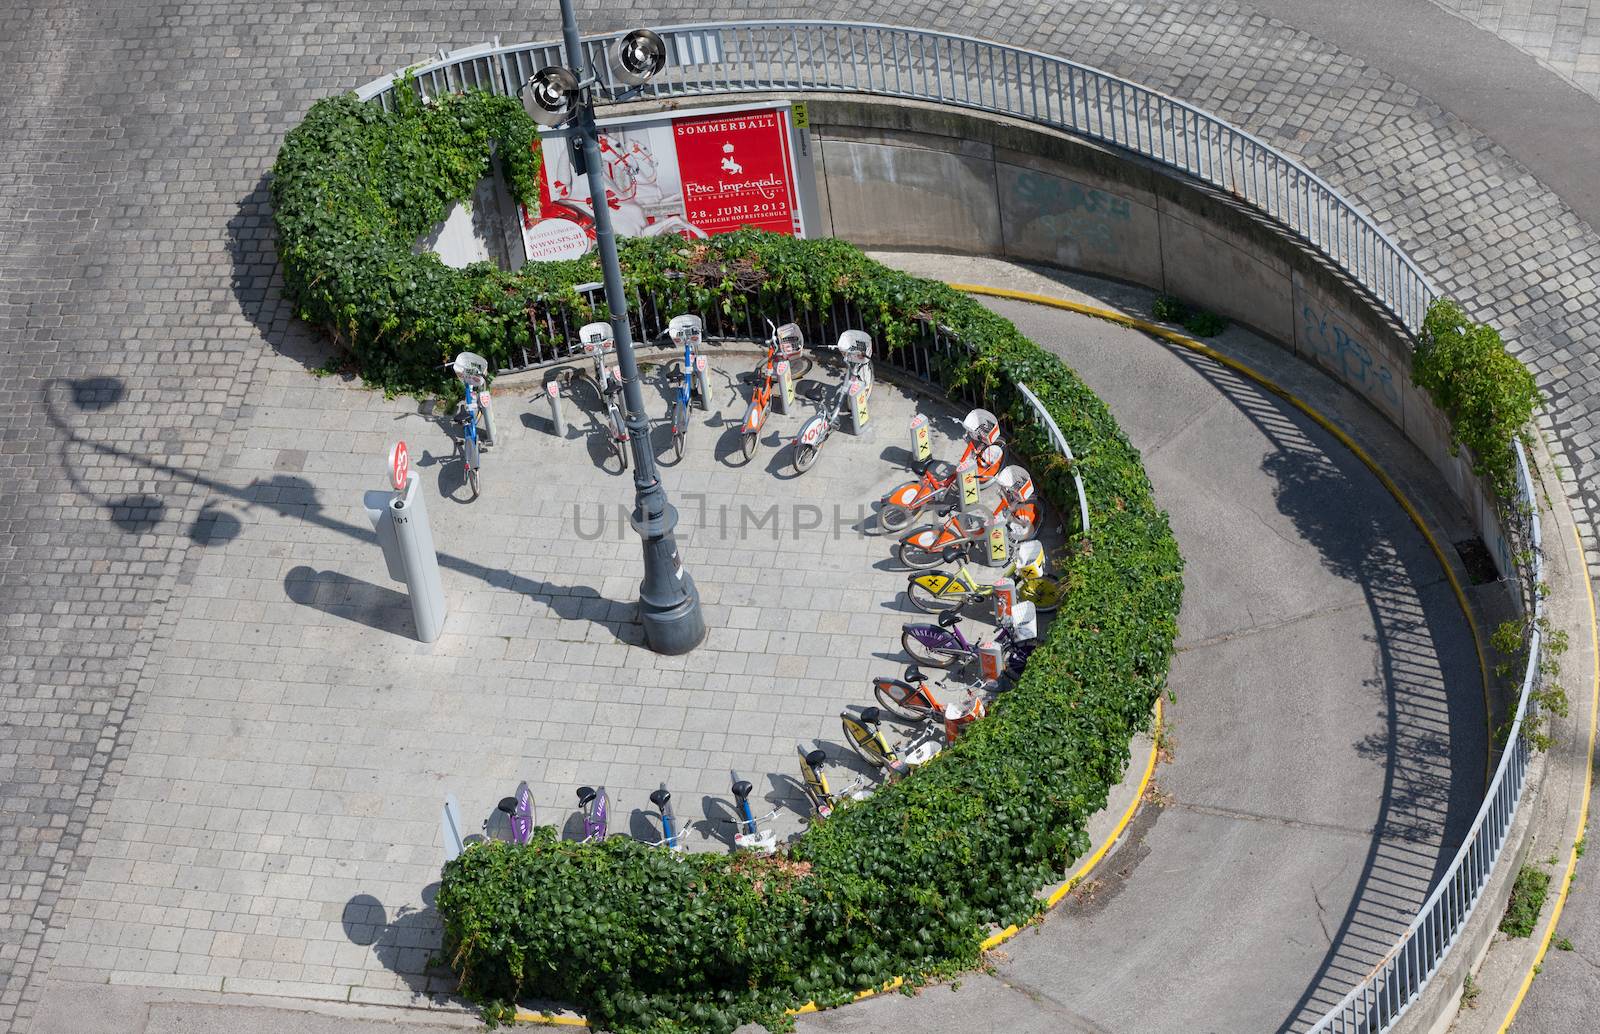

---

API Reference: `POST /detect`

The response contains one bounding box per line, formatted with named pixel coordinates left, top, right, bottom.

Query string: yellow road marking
left=1494, top=521, right=1599, bottom=1032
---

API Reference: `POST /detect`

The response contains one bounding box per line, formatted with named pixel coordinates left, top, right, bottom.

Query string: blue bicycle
left=446, top=351, right=494, bottom=501
left=666, top=314, right=706, bottom=463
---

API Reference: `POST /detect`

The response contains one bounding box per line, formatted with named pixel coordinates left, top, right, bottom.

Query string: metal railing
left=1307, top=441, right=1542, bottom=1032
left=355, top=24, right=1544, bottom=1031
left=1016, top=382, right=1091, bottom=536
left=355, top=21, right=1436, bottom=336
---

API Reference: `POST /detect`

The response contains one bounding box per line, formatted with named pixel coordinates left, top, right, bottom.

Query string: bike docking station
left=363, top=441, right=448, bottom=643
left=956, top=457, right=981, bottom=512
left=909, top=413, right=933, bottom=464
left=773, top=357, right=795, bottom=415
left=543, top=378, right=565, bottom=438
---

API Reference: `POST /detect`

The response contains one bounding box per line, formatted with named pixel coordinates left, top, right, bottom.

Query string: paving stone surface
left=1429, top=0, right=1600, bottom=98
left=1, top=1, right=1597, bottom=1032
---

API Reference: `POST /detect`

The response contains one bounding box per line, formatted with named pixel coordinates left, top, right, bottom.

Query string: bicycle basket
left=1007, top=601, right=1038, bottom=641
left=836, top=329, right=872, bottom=363
left=962, top=408, right=1001, bottom=445
left=1014, top=539, right=1045, bottom=576
left=775, top=322, right=804, bottom=359
left=995, top=464, right=1035, bottom=502
left=579, top=321, right=615, bottom=354
left=668, top=313, right=703, bottom=347
left=452, top=351, right=490, bottom=384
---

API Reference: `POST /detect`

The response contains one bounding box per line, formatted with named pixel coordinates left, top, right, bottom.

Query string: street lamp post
left=523, top=5, right=706, bottom=655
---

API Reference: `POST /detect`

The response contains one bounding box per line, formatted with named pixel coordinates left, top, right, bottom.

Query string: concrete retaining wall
left=799, top=96, right=1509, bottom=580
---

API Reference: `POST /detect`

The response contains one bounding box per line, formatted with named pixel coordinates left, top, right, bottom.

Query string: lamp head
left=610, top=29, right=667, bottom=85
left=521, top=66, right=580, bottom=127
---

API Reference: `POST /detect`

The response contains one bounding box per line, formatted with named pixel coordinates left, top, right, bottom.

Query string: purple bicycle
left=490, top=781, right=536, bottom=845
left=899, top=602, right=1039, bottom=676
left=575, top=785, right=609, bottom=843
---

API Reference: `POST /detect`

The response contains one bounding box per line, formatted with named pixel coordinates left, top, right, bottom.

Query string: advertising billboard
left=519, top=101, right=814, bottom=263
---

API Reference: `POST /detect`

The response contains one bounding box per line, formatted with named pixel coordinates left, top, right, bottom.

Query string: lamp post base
left=632, top=502, right=706, bottom=655
left=640, top=580, right=706, bottom=655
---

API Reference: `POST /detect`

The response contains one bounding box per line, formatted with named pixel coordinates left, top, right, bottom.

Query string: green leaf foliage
left=274, top=91, right=1184, bottom=1034
left=1413, top=299, right=1541, bottom=497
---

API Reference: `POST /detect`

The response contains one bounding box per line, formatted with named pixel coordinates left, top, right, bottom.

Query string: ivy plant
left=1412, top=298, right=1541, bottom=497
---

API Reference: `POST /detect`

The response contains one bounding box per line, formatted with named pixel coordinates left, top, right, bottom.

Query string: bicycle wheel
left=740, top=429, right=758, bottom=462
left=874, top=678, right=935, bottom=722
left=1018, top=576, right=1064, bottom=613
left=617, top=436, right=630, bottom=471
left=794, top=442, right=819, bottom=473
left=878, top=502, right=913, bottom=533
left=788, top=354, right=814, bottom=379
left=671, top=399, right=687, bottom=463
left=906, top=576, right=966, bottom=615
left=900, top=628, right=966, bottom=669
left=896, top=534, right=945, bottom=571
left=466, top=463, right=481, bottom=501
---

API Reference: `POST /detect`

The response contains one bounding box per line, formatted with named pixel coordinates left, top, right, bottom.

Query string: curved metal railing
left=353, top=23, right=1543, bottom=1032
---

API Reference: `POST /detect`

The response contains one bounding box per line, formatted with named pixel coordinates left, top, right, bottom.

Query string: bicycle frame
left=896, top=465, right=1040, bottom=563
left=730, top=777, right=778, bottom=853
left=880, top=409, right=1006, bottom=518
left=840, top=706, right=941, bottom=779
left=576, top=785, right=608, bottom=843
left=648, top=785, right=686, bottom=852
left=797, top=745, right=872, bottom=819
left=487, top=780, right=536, bottom=845
left=742, top=322, right=803, bottom=441
left=902, top=605, right=1038, bottom=677
left=793, top=332, right=872, bottom=473
left=907, top=539, right=1050, bottom=608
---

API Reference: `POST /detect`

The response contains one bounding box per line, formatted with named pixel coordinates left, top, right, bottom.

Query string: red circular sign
left=389, top=441, right=409, bottom=491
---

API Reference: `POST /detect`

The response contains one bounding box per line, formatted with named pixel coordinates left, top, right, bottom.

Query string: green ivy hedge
left=1413, top=298, right=1542, bottom=498
left=273, top=90, right=1183, bottom=1033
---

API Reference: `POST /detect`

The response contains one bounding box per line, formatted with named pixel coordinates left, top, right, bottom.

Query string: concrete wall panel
left=995, top=162, right=1162, bottom=284
left=820, top=138, right=1002, bottom=251
left=1158, top=207, right=1295, bottom=345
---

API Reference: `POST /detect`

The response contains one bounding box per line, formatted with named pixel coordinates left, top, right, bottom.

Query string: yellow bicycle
left=905, top=538, right=1064, bottom=615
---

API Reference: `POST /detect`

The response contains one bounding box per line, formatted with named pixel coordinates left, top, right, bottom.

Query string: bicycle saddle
left=804, top=748, right=827, bottom=768
left=859, top=705, right=882, bottom=725
left=904, top=666, right=926, bottom=683
left=451, top=401, right=472, bottom=425
left=576, top=786, right=597, bottom=806
left=648, top=788, right=671, bottom=809
left=937, top=610, right=961, bottom=629
left=496, top=796, right=518, bottom=815
left=731, top=779, right=753, bottom=800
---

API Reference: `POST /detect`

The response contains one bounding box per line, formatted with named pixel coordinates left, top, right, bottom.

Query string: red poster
left=673, top=109, right=799, bottom=236
left=521, top=103, right=805, bottom=262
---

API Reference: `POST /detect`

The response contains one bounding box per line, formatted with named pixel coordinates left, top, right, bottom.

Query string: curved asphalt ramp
left=792, top=290, right=1486, bottom=1033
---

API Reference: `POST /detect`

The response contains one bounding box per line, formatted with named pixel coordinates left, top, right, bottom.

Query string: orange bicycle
left=738, top=320, right=806, bottom=463
left=878, top=409, right=1007, bottom=532
left=895, top=464, right=1040, bottom=569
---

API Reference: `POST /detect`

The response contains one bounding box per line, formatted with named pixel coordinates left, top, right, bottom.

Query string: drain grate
left=1453, top=537, right=1501, bottom=585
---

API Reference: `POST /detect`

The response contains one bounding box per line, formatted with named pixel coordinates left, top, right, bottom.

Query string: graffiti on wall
left=1300, top=299, right=1402, bottom=417
left=1010, top=171, right=1133, bottom=257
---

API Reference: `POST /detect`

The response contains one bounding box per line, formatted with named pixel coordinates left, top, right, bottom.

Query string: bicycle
left=575, top=785, right=609, bottom=843
left=730, top=777, right=778, bottom=853
left=793, top=331, right=873, bottom=474
left=840, top=705, right=942, bottom=779
left=444, top=351, right=494, bottom=501
left=737, top=320, right=805, bottom=463
left=878, top=408, right=1007, bottom=532
left=900, top=601, right=1040, bottom=676
left=906, top=538, right=1064, bottom=615
left=578, top=322, right=630, bottom=472
left=665, top=314, right=707, bottom=463
left=796, top=744, right=872, bottom=819
left=895, top=464, right=1040, bottom=569
left=647, top=784, right=687, bottom=852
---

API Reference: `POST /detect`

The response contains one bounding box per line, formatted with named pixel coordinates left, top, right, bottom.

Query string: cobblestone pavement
left=2, top=1, right=1598, bottom=1032
left=1429, top=0, right=1600, bottom=98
